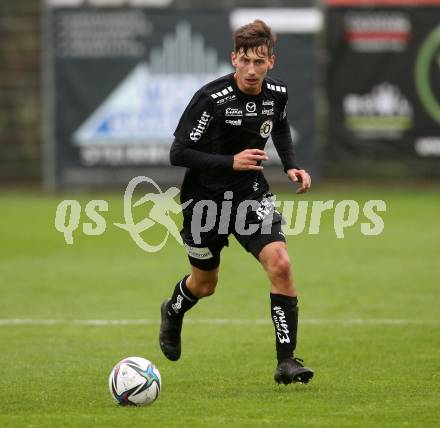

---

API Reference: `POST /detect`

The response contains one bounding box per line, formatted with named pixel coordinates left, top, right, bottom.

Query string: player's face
left=231, top=46, right=275, bottom=95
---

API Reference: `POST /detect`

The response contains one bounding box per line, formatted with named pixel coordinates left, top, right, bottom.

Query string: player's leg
left=235, top=217, right=313, bottom=384
left=163, top=265, right=219, bottom=321
left=258, top=239, right=314, bottom=384
left=159, top=237, right=225, bottom=361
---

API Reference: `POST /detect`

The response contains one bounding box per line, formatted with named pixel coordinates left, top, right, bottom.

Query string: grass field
left=0, top=185, right=439, bottom=427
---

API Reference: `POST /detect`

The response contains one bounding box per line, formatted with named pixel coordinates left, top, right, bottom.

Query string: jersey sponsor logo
left=256, top=193, right=275, bottom=221
left=262, top=108, right=274, bottom=116
left=184, top=243, right=213, bottom=260
left=225, top=119, right=242, bottom=126
left=262, top=100, right=274, bottom=106
left=216, top=94, right=236, bottom=105
left=225, top=108, right=243, bottom=117
left=189, top=111, right=212, bottom=141
left=246, top=102, right=257, bottom=113
left=245, top=102, right=257, bottom=116
left=260, top=120, right=273, bottom=138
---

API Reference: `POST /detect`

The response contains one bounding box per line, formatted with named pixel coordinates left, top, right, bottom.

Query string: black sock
left=167, top=275, right=198, bottom=320
left=270, top=293, right=298, bottom=363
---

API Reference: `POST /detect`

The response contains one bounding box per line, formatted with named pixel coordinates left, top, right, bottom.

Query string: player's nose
left=248, top=64, right=256, bottom=75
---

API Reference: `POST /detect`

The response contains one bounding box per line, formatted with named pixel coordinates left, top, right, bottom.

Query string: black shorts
left=181, top=193, right=286, bottom=271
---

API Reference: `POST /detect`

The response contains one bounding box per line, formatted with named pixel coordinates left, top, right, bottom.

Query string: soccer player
left=159, top=19, right=314, bottom=384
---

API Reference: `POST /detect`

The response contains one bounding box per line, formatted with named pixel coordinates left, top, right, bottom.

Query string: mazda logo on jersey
left=189, top=111, right=212, bottom=141
left=260, top=120, right=273, bottom=138
left=246, top=102, right=256, bottom=113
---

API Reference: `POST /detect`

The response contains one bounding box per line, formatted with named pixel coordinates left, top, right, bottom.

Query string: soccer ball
left=108, top=356, right=161, bottom=406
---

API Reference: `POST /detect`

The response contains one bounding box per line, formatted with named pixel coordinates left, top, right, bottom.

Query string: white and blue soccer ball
left=109, top=357, right=161, bottom=406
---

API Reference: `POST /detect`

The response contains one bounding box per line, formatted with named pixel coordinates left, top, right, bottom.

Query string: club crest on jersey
left=245, top=102, right=257, bottom=116
left=260, top=120, right=273, bottom=138
left=189, top=111, right=212, bottom=142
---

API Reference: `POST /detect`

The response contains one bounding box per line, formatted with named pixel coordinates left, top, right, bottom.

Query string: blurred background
left=2, top=0, right=440, bottom=188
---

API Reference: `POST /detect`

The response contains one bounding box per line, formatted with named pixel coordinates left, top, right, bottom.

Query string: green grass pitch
left=0, top=185, right=439, bottom=427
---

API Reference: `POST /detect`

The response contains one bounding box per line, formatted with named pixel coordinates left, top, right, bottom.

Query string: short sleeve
left=174, top=91, right=214, bottom=144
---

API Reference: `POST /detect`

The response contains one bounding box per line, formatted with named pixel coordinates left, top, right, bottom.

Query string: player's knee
left=194, top=276, right=218, bottom=298
left=267, top=253, right=291, bottom=282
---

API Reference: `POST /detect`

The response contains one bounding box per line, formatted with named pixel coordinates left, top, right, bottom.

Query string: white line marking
left=0, top=318, right=439, bottom=326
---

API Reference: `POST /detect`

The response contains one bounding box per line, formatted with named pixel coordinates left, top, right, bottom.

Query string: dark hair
left=233, top=19, right=276, bottom=57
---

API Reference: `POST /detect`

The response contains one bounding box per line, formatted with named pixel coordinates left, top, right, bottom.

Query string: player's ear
left=231, top=51, right=238, bottom=67
left=268, top=54, right=275, bottom=70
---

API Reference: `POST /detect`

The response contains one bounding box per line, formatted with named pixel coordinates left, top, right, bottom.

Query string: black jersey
left=171, top=73, right=299, bottom=203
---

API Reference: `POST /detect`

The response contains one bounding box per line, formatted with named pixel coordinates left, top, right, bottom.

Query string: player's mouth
left=245, top=78, right=259, bottom=85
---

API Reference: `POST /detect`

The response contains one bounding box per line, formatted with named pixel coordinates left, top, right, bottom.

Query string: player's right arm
left=170, top=91, right=232, bottom=170
left=170, top=91, right=267, bottom=171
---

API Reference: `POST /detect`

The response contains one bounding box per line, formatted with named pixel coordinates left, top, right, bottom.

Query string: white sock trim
left=179, top=277, right=197, bottom=303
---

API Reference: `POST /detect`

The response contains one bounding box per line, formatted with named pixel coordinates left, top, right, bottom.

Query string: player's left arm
left=286, top=167, right=311, bottom=194
left=271, top=97, right=311, bottom=194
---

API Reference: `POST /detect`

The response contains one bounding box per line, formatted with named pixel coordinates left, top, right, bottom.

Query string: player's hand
left=233, top=149, right=269, bottom=171
left=287, top=168, right=311, bottom=194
